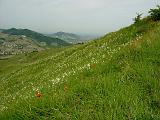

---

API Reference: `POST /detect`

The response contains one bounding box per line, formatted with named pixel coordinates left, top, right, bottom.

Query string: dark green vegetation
left=133, top=13, right=143, bottom=24
left=0, top=33, right=44, bottom=59
left=2, top=28, right=71, bottom=47
left=149, top=5, right=160, bottom=21
left=0, top=18, right=160, bottom=119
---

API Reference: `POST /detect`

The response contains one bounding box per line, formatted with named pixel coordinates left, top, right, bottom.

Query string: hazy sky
left=0, top=0, right=159, bottom=35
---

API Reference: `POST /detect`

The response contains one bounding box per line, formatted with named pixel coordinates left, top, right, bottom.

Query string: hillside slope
left=0, top=20, right=160, bottom=119
left=2, top=28, right=71, bottom=47
left=0, top=33, right=44, bottom=59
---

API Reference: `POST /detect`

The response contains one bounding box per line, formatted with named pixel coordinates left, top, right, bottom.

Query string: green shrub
left=149, top=5, right=160, bottom=21
left=134, top=13, right=143, bottom=24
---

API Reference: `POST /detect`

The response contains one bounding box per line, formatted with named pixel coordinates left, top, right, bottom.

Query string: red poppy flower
left=35, top=91, right=42, bottom=97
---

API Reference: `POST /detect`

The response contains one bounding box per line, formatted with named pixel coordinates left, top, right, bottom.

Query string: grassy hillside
left=2, top=28, right=71, bottom=47
left=0, top=47, right=70, bottom=76
left=0, top=20, right=160, bottom=119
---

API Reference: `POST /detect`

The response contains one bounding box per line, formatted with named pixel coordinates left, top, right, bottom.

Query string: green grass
left=0, top=20, right=160, bottom=120
left=0, top=47, right=70, bottom=77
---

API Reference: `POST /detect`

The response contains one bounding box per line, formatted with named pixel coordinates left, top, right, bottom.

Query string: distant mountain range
left=2, top=28, right=71, bottom=47
left=0, top=33, right=44, bottom=59
left=0, top=28, right=99, bottom=58
left=0, top=28, right=72, bottom=58
left=47, top=32, right=81, bottom=44
left=46, top=32, right=99, bottom=44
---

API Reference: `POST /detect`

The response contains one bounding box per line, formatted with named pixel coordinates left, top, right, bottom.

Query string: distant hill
left=47, top=32, right=99, bottom=44
left=47, top=32, right=81, bottom=44
left=0, top=29, right=5, bottom=32
left=2, top=28, right=71, bottom=47
left=0, top=33, right=44, bottom=59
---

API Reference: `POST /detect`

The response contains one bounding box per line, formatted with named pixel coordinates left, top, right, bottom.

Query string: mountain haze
left=48, top=32, right=81, bottom=44
left=47, top=32, right=99, bottom=44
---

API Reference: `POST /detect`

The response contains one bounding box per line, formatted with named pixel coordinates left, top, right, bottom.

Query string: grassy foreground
left=0, top=20, right=160, bottom=119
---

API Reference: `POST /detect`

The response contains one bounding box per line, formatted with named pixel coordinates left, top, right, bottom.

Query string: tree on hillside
left=149, top=5, right=160, bottom=21
left=133, top=13, right=143, bottom=24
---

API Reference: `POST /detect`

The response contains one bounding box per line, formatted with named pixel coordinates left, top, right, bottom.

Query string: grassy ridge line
left=1, top=21, right=160, bottom=119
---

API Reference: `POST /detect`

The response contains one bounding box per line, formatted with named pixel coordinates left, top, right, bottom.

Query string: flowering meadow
left=0, top=20, right=160, bottom=119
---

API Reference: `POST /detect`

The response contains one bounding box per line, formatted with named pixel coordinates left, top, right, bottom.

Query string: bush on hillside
left=133, top=13, right=143, bottom=24
left=149, top=5, right=160, bottom=21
